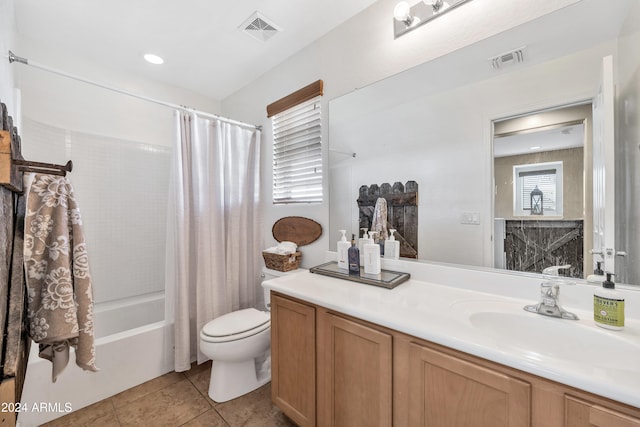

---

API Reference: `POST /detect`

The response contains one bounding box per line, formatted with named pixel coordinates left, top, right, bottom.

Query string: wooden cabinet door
left=566, top=396, right=640, bottom=427
left=408, top=343, right=531, bottom=427
left=317, top=312, right=393, bottom=427
left=271, top=293, right=316, bottom=427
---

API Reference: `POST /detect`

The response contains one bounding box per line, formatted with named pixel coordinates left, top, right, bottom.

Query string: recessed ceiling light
left=530, top=146, right=541, bottom=150
left=144, top=53, right=164, bottom=65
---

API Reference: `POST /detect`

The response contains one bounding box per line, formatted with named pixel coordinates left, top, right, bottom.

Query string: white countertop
left=263, top=266, right=640, bottom=409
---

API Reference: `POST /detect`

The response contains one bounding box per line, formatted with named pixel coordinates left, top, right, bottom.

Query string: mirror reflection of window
left=513, top=162, right=563, bottom=217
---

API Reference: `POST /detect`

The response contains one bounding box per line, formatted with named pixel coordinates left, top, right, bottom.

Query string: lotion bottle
left=594, top=273, right=625, bottom=331
left=337, top=229, right=349, bottom=270
left=384, top=229, right=400, bottom=260
left=363, top=231, right=381, bottom=275
left=348, top=234, right=360, bottom=275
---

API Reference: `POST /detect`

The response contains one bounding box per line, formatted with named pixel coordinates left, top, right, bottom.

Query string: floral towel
left=24, top=174, right=98, bottom=382
left=371, top=197, right=388, bottom=241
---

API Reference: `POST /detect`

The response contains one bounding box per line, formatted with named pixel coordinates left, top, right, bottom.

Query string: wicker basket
left=262, top=251, right=301, bottom=272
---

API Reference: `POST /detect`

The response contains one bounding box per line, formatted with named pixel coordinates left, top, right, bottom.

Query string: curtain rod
left=7, top=51, right=262, bottom=131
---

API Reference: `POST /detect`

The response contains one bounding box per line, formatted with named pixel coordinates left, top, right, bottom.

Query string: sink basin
left=452, top=299, right=640, bottom=371
left=469, top=311, right=639, bottom=364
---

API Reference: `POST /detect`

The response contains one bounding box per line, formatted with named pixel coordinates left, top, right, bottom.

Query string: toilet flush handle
left=260, top=273, right=269, bottom=310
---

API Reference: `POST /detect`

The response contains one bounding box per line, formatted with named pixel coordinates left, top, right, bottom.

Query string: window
left=270, top=82, right=323, bottom=204
left=513, top=161, right=563, bottom=216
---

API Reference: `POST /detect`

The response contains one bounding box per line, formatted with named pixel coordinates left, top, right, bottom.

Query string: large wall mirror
left=329, top=0, right=639, bottom=286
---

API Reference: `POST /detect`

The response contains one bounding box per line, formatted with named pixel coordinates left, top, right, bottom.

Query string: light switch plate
left=461, top=212, right=481, bottom=225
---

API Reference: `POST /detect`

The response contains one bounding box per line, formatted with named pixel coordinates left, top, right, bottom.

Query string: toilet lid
left=202, top=308, right=270, bottom=339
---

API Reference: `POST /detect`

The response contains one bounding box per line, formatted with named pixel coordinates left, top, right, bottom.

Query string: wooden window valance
left=266, top=80, right=323, bottom=118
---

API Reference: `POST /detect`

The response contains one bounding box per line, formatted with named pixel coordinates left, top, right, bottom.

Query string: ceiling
left=13, top=0, right=378, bottom=101
left=494, top=124, right=585, bottom=158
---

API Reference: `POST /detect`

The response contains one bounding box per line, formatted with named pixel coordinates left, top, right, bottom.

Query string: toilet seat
left=201, top=308, right=270, bottom=343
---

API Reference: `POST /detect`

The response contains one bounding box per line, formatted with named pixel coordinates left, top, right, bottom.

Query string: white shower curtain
left=166, top=111, right=263, bottom=372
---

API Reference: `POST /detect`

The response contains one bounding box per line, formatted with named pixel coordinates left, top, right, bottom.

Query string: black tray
left=309, top=261, right=410, bottom=289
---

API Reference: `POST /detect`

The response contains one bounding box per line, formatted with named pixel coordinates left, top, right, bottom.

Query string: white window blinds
left=513, top=161, right=563, bottom=216
left=272, top=96, right=322, bottom=204
left=519, top=169, right=558, bottom=211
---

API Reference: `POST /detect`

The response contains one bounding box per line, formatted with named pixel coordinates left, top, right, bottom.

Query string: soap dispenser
left=363, top=231, right=381, bottom=275
left=337, top=230, right=350, bottom=270
left=358, top=228, right=370, bottom=252
left=587, top=261, right=605, bottom=284
left=594, top=273, right=625, bottom=330
left=348, top=234, right=360, bottom=276
left=384, top=229, right=400, bottom=260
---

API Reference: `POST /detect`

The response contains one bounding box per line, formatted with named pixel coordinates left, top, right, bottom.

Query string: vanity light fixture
left=424, top=0, right=451, bottom=13
left=393, top=2, right=417, bottom=27
left=143, top=53, right=164, bottom=65
left=393, top=0, right=471, bottom=39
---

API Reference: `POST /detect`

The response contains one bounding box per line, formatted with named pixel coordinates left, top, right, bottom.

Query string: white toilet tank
left=261, top=267, right=304, bottom=310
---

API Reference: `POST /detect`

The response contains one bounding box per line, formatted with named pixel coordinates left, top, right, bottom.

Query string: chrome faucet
left=523, top=265, right=579, bottom=320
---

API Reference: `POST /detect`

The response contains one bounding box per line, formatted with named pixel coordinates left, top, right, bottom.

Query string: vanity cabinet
left=270, top=292, right=640, bottom=427
left=565, top=396, right=640, bottom=427
left=406, top=342, right=531, bottom=426
left=316, top=311, right=393, bottom=427
left=270, top=293, right=316, bottom=427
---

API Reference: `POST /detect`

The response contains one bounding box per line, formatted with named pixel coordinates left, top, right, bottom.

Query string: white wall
left=13, top=35, right=223, bottom=306
left=0, top=0, right=16, bottom=118
left=330, top=43, right=614, bottom=267
left=617, top=2, right=640, bottom=286
left=221, top=0, right=579, bottom=268
left=15, top=36, right=221, bottom=147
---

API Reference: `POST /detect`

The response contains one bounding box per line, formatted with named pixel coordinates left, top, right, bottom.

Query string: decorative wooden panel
left=0, top=97, right=24, bottom=193
left=0, top=182, right=13, bottom=375
left=0, top=101, right=31, bottom=427
left=357, top=181, right=418, bottom=258
left=504, top=220, right=584, bottom=278
left=272, top=216, right=323, bottom=246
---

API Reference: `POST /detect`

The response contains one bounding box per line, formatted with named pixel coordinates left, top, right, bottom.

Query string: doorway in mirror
left=493, top=103, right=592, bottom=279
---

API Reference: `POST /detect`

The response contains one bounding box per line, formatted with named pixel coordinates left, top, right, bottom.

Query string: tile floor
left=41, top=361, right=296, bottom=427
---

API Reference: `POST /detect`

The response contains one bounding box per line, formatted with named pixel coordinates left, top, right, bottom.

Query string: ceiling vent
left=240, top=11, right=281, bottom=43
left=490, top=46, right=526, bottom=70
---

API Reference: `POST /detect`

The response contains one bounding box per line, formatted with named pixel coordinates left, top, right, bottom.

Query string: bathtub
left=94, top=291, right=166, bottom=338
left=18, top=293, right=174, bottom=427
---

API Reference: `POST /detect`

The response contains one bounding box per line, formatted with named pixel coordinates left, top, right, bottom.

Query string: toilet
left=199, top=267, right=293, bottom=402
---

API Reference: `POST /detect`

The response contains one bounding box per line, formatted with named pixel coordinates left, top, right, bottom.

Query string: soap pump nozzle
left=339, top=229, right=347, bottom=242
left=603, top=272, right=615, bottom=289
left=594, top=261, right=604, bottom=275
left=389, top=229, right=396, bottom=241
